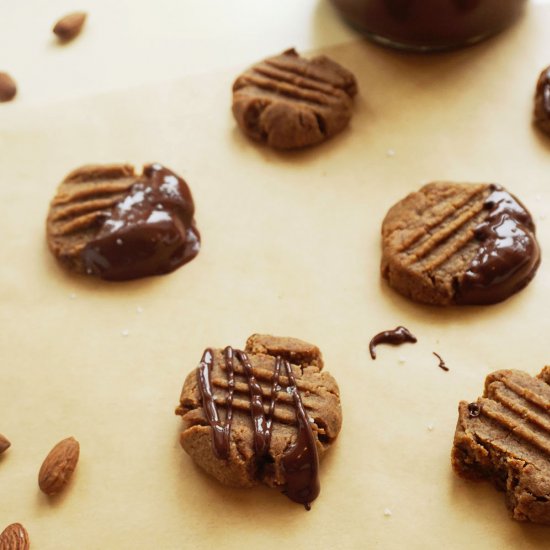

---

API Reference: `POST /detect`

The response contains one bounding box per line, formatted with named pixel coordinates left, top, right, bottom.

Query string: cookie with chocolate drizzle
left=175, top=334, right=342, bottom=509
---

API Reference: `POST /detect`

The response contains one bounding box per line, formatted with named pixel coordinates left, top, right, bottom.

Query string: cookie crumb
left=383, top=508, right=392, bottom=517
left=136, top=306, right=143, bottom=314
left=397, top=356, right=406, bottom=364
left=427, top=424, right=434, bottom=431
left=121, top=329, right=130, bottom=337
left=386, top=149, right=396, bottom=157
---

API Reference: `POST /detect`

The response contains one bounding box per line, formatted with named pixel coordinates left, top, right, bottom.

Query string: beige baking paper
left=2, top=6, right=550, bottom=549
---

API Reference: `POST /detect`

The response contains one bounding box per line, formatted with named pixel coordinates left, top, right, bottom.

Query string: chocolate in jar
left=330, top=0, right=526, bottom=51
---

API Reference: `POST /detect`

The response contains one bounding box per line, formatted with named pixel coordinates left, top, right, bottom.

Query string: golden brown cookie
left=452, top=367, right=550, bottom=525
left=381, top=182, right=540, bottom=306
left=232, top=48, right=357, bottom=150
left=175, top=334, right=342, bottom=509
left=46, top=163, right=200, bottom=281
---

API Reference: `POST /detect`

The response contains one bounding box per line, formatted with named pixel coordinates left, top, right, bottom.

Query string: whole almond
left=38, top=437, right=80, bottom=495
left=0, top=523, right=30, bottom=550
left=53, top=12, right=87, bottom=41
left=0, top=433, right=11, bottom=454
left=0, top=73, right=17, bottom=103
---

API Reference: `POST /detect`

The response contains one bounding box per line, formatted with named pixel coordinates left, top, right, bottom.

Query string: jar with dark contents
left=330, top=0, right=527, bottom=51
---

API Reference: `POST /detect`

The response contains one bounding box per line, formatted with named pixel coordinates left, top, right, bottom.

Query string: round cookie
left=175, top=334, right=342, bottom=508
left=232, top=48, right=357, bottom=150
left=381, top=182, right=541, bottom=306
left=46, top=163, right=200, bottom=281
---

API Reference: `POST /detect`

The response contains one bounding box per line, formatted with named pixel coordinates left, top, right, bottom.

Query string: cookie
left=534, top=65, right=550, bottom=135
left=452, top=367, right=550, bottom=525
left=46, top=163, right=200, bottom=281
left=381, top=182, right=540, bottom=306
left=175, top=334, right=342, bottom=509
left=232, top=48, right=357, bottom=150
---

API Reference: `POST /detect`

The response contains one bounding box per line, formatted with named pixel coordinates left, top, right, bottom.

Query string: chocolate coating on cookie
left=456, top=185, right=540, bottom=305
left=381, top=182, right=540, bottom=306
left=47, top=163, right=200, bottom=281
left=175, top=335, right=342, bottom=508
left=232, top=48, right=357, bottom=150
left=534, top=65, right=550, bottom=135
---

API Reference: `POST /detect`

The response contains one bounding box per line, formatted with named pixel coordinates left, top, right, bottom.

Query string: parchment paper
left=2, top=6, right=550, bottom=549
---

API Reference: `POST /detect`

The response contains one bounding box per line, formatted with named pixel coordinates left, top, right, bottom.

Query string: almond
left=0, top=523, right=30, bottom=550
left=53, top=12, right=87, bottom=41
left=0, top=73, right=17, bottom=103
left=38, top=437, right=80, bottom=495
left=0, top=434, right=10, bottom=454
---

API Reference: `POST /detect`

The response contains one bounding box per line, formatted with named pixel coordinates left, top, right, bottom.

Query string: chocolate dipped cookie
left=46, top=163, right=200, bottom=281
left=232, top=48, right=357, bottom=150
left=175, top=334, right=342, bottom=509
left=452, top=367, right=550, bottom=525
left=381, top=182, right=540, bottom=306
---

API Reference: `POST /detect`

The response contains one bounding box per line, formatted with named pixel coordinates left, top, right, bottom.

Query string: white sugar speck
left=383, top=508, right=392, bottom=517
left=397, top=356, right=406, bottom=364
left=86, top=268, right=93, bottom=275
left=69, top=292, right=77, bottom=300
left=116, top=238, right=123, bottom=246
left=136, top=306, right=143, bottom=314
left=427, top=424, right=434, bottom=432
left=386, top=148, right=396, bottom=157
left=121, top=329, right=130, bottom=337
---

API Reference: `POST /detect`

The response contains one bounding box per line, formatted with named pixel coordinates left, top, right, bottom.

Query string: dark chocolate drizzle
left=433, top=352, right=449, bottom=372
left=369, top=326, right=417, bottom=360
left=457, top=185, right=540, bottom=305
left=81, top=163, right=200, bottom=281
left=196, top=347, right=320, bottom=508
left=468, top=402, right=481, bottom=418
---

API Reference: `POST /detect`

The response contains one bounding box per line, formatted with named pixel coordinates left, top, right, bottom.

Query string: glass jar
left=330, top=0, right=527, bottom=52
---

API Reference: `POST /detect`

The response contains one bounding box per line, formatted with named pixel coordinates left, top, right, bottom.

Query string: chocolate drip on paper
left=369, top=326, right=417, bottom=359
left=196, top=347, right=320, bottom=508
left=433, top=352, right=449, bottom=372
left=457, top=185, right=540, bottom=305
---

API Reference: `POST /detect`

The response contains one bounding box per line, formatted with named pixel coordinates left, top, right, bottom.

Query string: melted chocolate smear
left=433, top=352, right=449, bottom=372
left=369, top=326, right=417, bottom=360
left=457, top=185, right=540, bottom=305
left=196, top=348, right=320, bottom=508
left=468, top=402, right=481, bottom=418
left=281, top=359, right=320, bottom=509
left=82, top=163, right=200, bottom=281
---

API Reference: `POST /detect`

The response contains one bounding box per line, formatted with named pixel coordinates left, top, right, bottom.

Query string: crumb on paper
left=136, top=306, right=143, bottom=314
left=121, top=329, right=130, bottom=337
left=386, top=148, right=396, bottom=157
left=427, top=424, right=434, bottom=431
left=383, top=508, right=392, bottom=517
left=397, top=356, right=406, bottom=364
left=69, top=292, right=77, bottom=299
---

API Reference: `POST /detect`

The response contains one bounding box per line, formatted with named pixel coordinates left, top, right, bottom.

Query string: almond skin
left=53, top=12, right=87, bottom=41
left=0, top=523, right=30, bottom=550
left=38, top=437, right=80, bottom=495
left=0, top=434, right=11, bottom=454
left=0, top=73, right=17, bottom=103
